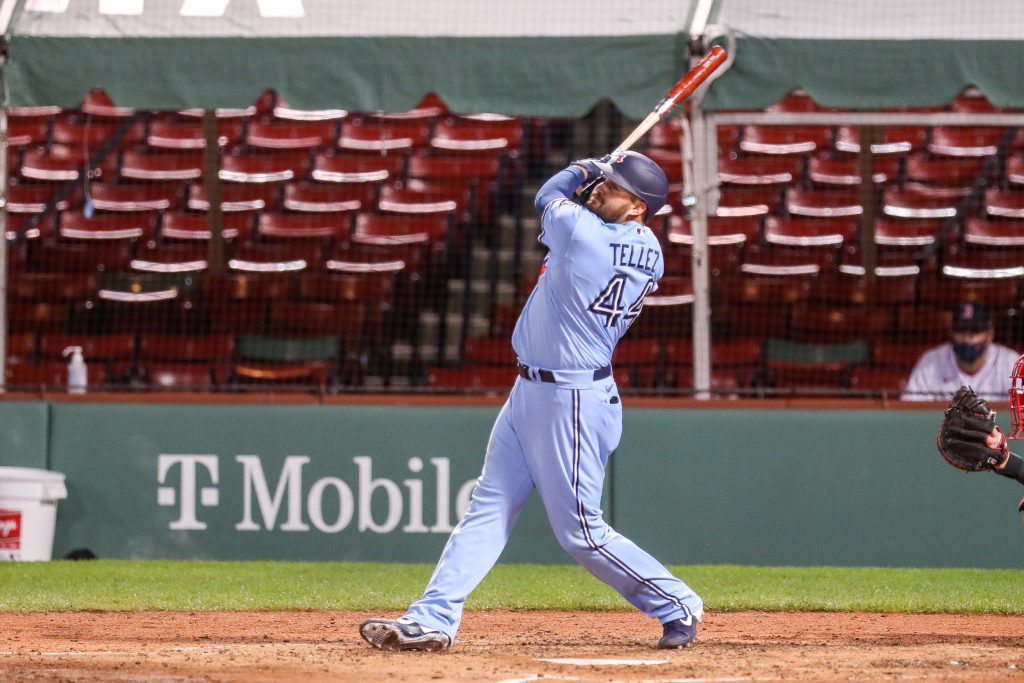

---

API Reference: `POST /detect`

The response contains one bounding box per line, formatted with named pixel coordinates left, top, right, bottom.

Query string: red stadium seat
left=229, top=241, right=321, bottom=273
left=338, top=119, right=432, bottom=154
left=646, top=148, right=684, bottom=184
left=7, top=184, right=72, bottom=216
left=272, top=101, right=348, bottom=123
left=763, top=216, right=857, bottom=250
left=161, top=211, right=254, bottom=242
left=927, top=127, right=1005, bottom=157
left=1006, top=155, right=1024, bottom=186
left=807, top=153, right=898, bottom=186
left=377, top=183, right=460, bottom=217
left=785, top=188, right=862, bottom=218
left=430, top=118, right=518, bottom=154
left=719, top=156, right=802, bottom=186
left=963, top=217, right=1024, bottom=248
left=282, top=181, right=367, bottom=213
left=835, top=126, right=927, bottom=154
left=187, top=182, right=279, bottom=212
left=219, top=151, right=311, bottom=184
left=8, top=118, right=49, bottom=148
left=31, top=239, right=134, bottom=273
left=788, top=303, right=894, bottom=343
left=86, top=182, right=184, bottom=212
left=147, top=118, right=244, bottom=150
left=882, top=187, right=960, bottom=219
left=872, top=217, right=942, bottom=249
left=714, top=186, right=782, bottom=217
left=130, top=242, right=209, bottom=274
left=51, top=118, right=143, bottom=150
left=848, top=367, right=908, bottom=395
left=257, top=211, right=354, bottom=243
left=984, top=188, right=1024, bottom=218
left=21, top=146, right=118, bottom=183
left=246, top=120, right=340, bottom=150
left=740, top=126, right=831, bottom=155
left=120, top=148, right=205, bottom=181
left=814, top=272, right=918, bottom=306
left=904, top=153, right=985, bottom=198
left=59, top=211, right=156, bottom=242
left=6, top=361, right=108, bottom=389
left=353, top=211, right=448, bottom=251
left=312, top=152, right=405, bottom=183
left=80, top=88, right=135, bottom=119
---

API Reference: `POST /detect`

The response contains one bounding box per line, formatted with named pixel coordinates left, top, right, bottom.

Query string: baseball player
left=360, top=151, right=703, bottom=652
left=937, top=354, right=1024, bottom=522
left=902, top=302, right=1018, bottom=402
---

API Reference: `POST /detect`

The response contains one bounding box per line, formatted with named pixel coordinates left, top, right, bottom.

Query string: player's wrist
left=569, top=162, right=590, bottom=180
left=995, top=452, right=1024, bottom=484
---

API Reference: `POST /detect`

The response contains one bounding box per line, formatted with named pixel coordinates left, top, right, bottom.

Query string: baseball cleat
left=359, top=617, right=451, bottom=652
left=657, top=617, right=697, bottom=649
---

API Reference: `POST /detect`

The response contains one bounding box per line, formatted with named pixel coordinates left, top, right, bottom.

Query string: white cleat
left=359, top=617, right=451, bottom=652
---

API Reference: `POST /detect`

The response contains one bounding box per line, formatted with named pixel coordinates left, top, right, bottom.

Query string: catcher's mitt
left=937, top=385, right=1010, bottom=472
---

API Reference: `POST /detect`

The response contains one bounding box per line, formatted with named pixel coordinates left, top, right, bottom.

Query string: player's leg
left=399, top=391, right=535, bottom=643
left=515, top=379, right=703, bottom=631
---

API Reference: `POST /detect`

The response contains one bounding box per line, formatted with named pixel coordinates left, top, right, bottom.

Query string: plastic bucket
left=0, top=466, right=68, bottom=561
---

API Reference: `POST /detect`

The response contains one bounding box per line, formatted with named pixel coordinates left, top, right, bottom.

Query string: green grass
left=1, top=561, right=1022, bottom=613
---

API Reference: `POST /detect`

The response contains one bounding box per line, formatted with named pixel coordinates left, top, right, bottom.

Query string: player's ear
left=630, top=199, right=648, bottom=223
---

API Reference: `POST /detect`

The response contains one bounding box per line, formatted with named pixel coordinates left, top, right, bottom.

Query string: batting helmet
left=593, top=151, right=669, bottom=219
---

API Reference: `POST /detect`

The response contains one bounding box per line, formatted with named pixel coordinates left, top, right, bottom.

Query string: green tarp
left=2, top=0, right=694, bottom=118
left=701, top=0, right=1024, bottom=111
left=7, top=1, right=1024, bottom=116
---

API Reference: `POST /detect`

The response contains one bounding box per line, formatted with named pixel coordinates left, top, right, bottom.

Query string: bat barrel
left=654, top=46, right=727, bottom=116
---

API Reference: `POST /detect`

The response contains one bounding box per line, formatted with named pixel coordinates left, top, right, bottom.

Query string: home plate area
left=2, top=610, right=1022, bottom=682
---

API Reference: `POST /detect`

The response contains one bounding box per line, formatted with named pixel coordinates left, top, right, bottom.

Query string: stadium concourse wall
left=1, top=393, right=1021, bottom=569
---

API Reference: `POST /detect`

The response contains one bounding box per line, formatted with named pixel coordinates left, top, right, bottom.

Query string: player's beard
left=585, top=192, right=632, bottom=224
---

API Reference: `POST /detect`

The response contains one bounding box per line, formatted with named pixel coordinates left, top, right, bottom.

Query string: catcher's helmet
left=593, top=151, right=669, bottom=219
left=1009, top=354, right=1024, bottom=439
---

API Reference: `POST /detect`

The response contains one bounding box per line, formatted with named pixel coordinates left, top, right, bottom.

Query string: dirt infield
left=2, top=610, right=1023, bottom=682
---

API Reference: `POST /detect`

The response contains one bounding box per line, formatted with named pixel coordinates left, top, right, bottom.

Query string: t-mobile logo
left=157, top=455, right=220, bottom=530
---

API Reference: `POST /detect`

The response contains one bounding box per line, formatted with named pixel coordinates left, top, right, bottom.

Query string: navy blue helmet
left=593, top=151, right=669, bottom=219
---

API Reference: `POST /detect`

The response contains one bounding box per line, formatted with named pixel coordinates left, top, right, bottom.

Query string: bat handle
left=614, top=112, right=661, bottom=155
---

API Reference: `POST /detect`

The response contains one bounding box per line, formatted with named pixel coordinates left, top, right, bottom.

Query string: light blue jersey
left=401, top=164, right=702, bottom=646
left=513, top=193, right=664, bottom=371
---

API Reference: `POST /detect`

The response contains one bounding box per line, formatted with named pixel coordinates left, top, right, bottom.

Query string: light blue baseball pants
left=405, top=375, right=703, bottom=642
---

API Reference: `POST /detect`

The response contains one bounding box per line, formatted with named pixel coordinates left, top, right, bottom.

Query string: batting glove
left=570, top=158, right=602, bottom=180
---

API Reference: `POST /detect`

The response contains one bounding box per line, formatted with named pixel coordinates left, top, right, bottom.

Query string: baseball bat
left=614, top=45, right=728, bottom=154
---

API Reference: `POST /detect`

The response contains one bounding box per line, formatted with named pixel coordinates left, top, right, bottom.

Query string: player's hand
left=937, top=385, right=1009, bottom=472
left=570, top=158, right=602, bottom=180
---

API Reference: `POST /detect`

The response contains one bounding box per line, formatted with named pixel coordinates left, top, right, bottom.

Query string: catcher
left=937, top=378, right=1024, bottom=519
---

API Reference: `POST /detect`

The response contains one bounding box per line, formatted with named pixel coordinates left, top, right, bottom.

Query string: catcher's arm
left=992, top=438, right=1024, bottom=485
left=938, top=386, right=1024, bottom=484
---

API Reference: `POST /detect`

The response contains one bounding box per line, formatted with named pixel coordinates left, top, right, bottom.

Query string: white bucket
left=0, top=466, right=68, bottom=561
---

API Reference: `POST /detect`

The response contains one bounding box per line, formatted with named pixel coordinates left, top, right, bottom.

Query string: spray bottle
left=63, top=346, right=87, bottom=394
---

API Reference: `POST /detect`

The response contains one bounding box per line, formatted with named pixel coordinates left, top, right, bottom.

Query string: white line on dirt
left=536, top=658, right=668, bottom=666
left=495, top=676, right=580, bottom=683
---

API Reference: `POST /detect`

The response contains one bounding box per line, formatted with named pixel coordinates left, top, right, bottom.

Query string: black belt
left=517, top=362, right=612, bottom=383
